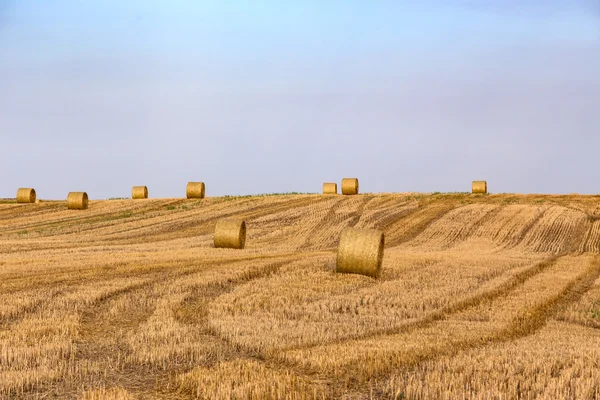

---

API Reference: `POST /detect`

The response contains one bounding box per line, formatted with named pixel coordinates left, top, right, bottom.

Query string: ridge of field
left=0, top=192, right=599, bottom=399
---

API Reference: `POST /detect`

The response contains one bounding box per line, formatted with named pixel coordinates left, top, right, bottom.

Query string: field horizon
left=1, top=192, right=599, bottom=399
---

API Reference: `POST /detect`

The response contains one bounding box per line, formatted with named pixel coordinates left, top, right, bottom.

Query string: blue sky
left=1, top=1, right=599, bottom=198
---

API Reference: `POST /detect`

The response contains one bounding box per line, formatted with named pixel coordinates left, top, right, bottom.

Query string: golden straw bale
left=214, top=219, right=246, bottom=249
left=472, top=180, right=488, bottom=194
left=16, top=188, right=36, bottom=203
left=336, top=227, right=384, bottom=278
left=322, top=182, right=337, bottom=194
left=67, top=192, right=88, bottom=210
left=186, top=182, right=206, bottom=199
left=132, top=186, right=148, bottom=199
left=341, top=178, right=359, bottom=195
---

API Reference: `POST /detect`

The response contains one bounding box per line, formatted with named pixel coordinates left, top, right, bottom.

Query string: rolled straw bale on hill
left=16, top=188, right=36, bottom=203
left=186, top=182, right=206, bottom=199
left=336, top=227, right=384, bottom=278
left=67, top=192, right=88, bottom=210
left=341, top=178, right=359, bottom=195
left=322, top=183, right=337, bottom=195
left=132, top=186, right=148, bottom=199
left=472, top=181, right=488, bottom=194
left=214, top=219, right=246, bottom=249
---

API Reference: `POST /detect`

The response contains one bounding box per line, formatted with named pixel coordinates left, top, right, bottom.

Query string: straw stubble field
left=1, top=193, right=600, bottom=399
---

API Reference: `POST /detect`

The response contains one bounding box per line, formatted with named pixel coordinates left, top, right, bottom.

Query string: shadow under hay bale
left=336, top=227, right=384, bottom=278
left=67, top=192, right=88, bottom=210
left=341, top=178, right=359, bottom=195
left=214, top=219, right=246, bottom=249
left=186, top=182, right=206, bottom=199
left=472, top=180, right=488, bottom=194
left=16, top=188, right=36, bottom=203
left=322, top=183, right=337, bottom=194
left=132, top=186, right=148, bottom=199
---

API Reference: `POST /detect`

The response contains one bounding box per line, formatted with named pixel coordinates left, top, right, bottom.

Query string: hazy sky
left=1, top=1, right=599, bottom=198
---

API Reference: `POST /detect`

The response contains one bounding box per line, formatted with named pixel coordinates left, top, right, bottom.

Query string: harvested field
left=0, top=192, right=599, bottom=399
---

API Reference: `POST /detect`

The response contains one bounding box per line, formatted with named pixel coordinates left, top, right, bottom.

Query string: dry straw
left=186, top=182, right=206, bottom=199
left=16, top=188, right=36, bottom=203
left=341, top=178, right=359, bottom=195
left=67, top=192, right=88, bottom=210
left=336, top=227, right=384, bottom=278
left=132, top=186, right=148, bottom=199
left=214, top=219, right=246, bottom=249
left=472, top=180, right=488, bottom=194
left=322, top=182, right=337, bottom=194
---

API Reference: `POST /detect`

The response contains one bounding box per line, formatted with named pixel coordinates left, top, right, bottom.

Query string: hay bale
left=67, top=192, right=88, bottom=210
left=214, top=219, right=246, bottom=249
left=186, top=182, right=206, bottom=199
left=472, top=181, right=488, bottom=194
left=341, top=178, right=359, bottom=195
left=132, top=186, right=148, bottom=199
left=336, top=227, right=384, bottom=278
left=16, top=188, right=36, bottom=203
left=322, top=183, right=337, bottom=195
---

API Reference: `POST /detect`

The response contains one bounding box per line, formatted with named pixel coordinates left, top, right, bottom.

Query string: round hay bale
left=336, top=227, right=384, bottom=278
left=322, top=182, right=337, bottom=195
left=214, top=219, right=246, bottom=249
left=186, top=182, right=206, bottom=199
left=16, top=188, right=36, bottom=203
left=472, top=181, right=487, bottom=194
left=341, top=178, right=359, bottom=195
left=132, top=186, right=148, bottom=199
left=67, top=192, right=88, bottom=210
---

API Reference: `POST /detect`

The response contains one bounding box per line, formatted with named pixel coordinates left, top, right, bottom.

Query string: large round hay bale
left=214, top=219, right=246, bottom=249
left=336, top=227, right=384, bottom=278
left=472, top=181, right=488, bottom=194
left=132, top=186, right=148, bottom=199
left=341, top=178, right=359, bottom=195
left=322, top=183, right=337, bottom=195
left=186, top=182, right=206, bottom=199
left=67, top=192, right=88, bottom=210
left=16, top=188, right=36, bottom=203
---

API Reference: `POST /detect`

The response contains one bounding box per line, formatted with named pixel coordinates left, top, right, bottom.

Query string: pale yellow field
left=0, top=193, right=599, bottom=399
